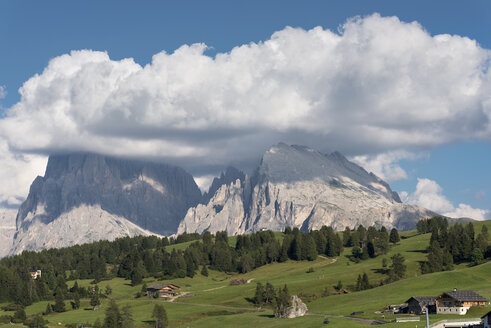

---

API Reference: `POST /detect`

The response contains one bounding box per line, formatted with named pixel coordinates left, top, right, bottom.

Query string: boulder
left=276, top=295, right=308, bottom=319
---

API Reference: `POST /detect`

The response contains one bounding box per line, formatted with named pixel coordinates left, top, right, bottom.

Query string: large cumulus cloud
left=1, top=14, right=491, bottom=205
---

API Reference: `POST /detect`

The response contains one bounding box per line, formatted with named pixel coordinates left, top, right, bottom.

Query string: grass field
left=1, top=221, right=490, bottom=327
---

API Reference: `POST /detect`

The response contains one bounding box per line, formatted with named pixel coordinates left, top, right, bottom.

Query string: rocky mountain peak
left=178, top=143, right=435, bottom=235
left=11, top=153, right=203, bottom=254
left=204, top=166, right=246, bottom=203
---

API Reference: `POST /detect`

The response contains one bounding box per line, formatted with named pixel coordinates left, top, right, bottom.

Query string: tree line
left=418, top=217, right=490, bottom=274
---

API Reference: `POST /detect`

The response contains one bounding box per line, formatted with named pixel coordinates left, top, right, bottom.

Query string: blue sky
left=0, top=0, right=490, bottom=218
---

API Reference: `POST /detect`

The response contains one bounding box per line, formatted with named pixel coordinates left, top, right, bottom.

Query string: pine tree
left=389, top=253, right=406, bottom=280
left=361, top=273, right=370, bottom=290
left=72, top=292, right=80, bottom=309
left=427, top=240, right=443, bottom=272
left=53, top=288, right=66, bottom=312
left=121, top=305, right=134, bottom=328
left=389, top=228, right=400, bottom=244
left=481, top=225, right=489, bottom=241
left=343, top=227, right=352, bottom=247
left=367, top=241, right=376, bottom=258
left=274, top=284, right=291, bottom=317
left=302, top=234, right=318, bottom=261
left=44, top=303, right=52, bottom=315
left=240, top=254, right=254, bottom=273
left=152, top=304, right=168, bottom=328
left=90, top=288, right=100, bottom=308
left=200, top=265, right=209, bottom=277
left=130, top=260, right=146, bottom=286
left=103, top=299, right=122, bottom=328
left=26, top=313, right=47, bottom=328
left=12, top=306, right=26, bottom=323
left=254, top=283, right=265, bottom=305
left=356, top=274, right=362, bottom=291
left=264, top=282, right=276, bottom=304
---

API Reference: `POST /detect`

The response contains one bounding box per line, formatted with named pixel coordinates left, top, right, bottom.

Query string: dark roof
left=406, top=296, right=436, bottom=306
left=482, top=310, right=491, bottom=319
left=147, top=284, right=180, bottom=290
left=441, top=290, right=487, bottom=302
left=147, top=284, right=167, bottom=290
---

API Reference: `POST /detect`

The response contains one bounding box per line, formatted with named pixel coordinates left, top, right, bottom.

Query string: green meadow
left=1, top=220, right=490, bottom=327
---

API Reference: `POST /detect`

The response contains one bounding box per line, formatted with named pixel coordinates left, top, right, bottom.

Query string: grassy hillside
left=1, top=221, right=489, bottom=328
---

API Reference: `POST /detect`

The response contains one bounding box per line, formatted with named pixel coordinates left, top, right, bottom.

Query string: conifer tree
left=53, top=288, right=66, bottom=312
left=121, top=305, right=134, bottom=328
left=254, top=283, right=265, bottom=305
left=72, top=292, right=80, bottom=309
left=152, top=304, right=168, bottom=328
left=389, top=253, right=406, bottom=280
left=389, top=228, right=400, bottom=244
left=361, top=273, right=370, bottom=290
left=130, top=260, right=146, bottom=286
left=264, top=282, right=276, bottom=304
left=200, top=265, right=209, bottom=277
left=90, top=288, right=100, bottom=308
left=343, top=227, right=352, bottom=247
left=103, top=299, right=122, bottom=328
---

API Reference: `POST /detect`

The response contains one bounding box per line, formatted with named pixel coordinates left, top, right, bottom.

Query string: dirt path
left=203, top=285, right=226, bottom=292
left=307, top=312, right=387, bottom=325
left=318, top=255, right=337, bottom=264
left=167, top=300, right=261, bottom=312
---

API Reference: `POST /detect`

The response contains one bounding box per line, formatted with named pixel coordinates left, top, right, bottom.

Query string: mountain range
left=4, top=144, right=437, bottom=256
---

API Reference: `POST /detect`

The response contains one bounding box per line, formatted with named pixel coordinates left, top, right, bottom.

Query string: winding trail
left=307, top=312, right=388, bottom=325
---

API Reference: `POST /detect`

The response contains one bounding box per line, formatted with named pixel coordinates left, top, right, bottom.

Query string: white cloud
left=351, top=150, right=423, bottom=182
left=193, top=175, right=216, bottom=193
left=1, top=14, right=491, bottom=207
left=0, top=139, right=47, bottom=207
left=0, top=14, right=490, bottom=171
left=445, top=204, right=489, bottom=220
left=402, top=178, right=489, bottom=220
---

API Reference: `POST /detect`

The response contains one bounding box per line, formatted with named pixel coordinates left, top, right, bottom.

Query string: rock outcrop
left=275, top=295, right=308, bottom=318
left=0, top=208, right=17, bottom=258
left=11, top=153, right=202, bottom=254
left=178, top=143, right=436, bottom=235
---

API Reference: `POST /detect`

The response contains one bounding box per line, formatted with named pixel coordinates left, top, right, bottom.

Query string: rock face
left=11, top=153, right=202, bottom=254
left=276, top=295, right=307, bottom=318
left=0, top=208, right=17, bottom=258
left=11, top=205, right=157, bottom=255
left=178, top=143, right=436, bottom=235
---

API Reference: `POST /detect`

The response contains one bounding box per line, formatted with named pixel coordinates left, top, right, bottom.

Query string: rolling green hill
left=1, top=220, right=489, bottom=328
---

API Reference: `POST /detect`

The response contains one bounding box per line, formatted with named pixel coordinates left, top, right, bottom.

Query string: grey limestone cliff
left=178, top=143, right=436, bottom=235
left=11, top=153, right=202, bottom=254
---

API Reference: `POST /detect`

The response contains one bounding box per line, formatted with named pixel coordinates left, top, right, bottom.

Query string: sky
left=0, top=0, right=490, bottom=220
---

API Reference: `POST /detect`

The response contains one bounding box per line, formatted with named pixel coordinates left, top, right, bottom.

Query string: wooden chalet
left=405, top=296, right=436, bottom=314
left=146, top=284, right=180, bottom=297
left=435, top=289, right=487, bottom=315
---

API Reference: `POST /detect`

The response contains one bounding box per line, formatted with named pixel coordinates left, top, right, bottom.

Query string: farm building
left=146, top=284, right=180, bottom=297
left=405, top=296, right=437, bottom=314
left=435, top=289, right=487, bottom=315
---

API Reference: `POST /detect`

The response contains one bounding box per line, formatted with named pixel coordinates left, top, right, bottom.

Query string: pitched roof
left=147, top=283, right=180, bottom=290
left=406, top=296, right=436, bottom=306
left=147, top=284, right=167, bottom=290
left=441, top=290, right=487, bottom=302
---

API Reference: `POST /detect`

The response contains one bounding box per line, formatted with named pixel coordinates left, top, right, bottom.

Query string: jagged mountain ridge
left=11, top=153, right=202, bottom=254
left=178, top=143, right=436, bottom=235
